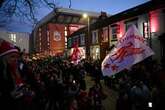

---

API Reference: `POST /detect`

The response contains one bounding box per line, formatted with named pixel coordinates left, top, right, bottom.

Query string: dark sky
left=38, top=0, right=150, bottom=19
left=59, top=0, right=149, bottom=14
left=2, top=0, right=150, bottom=33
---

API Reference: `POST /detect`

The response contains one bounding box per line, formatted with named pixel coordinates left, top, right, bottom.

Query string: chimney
left=99, top=11, right=108, bottom=20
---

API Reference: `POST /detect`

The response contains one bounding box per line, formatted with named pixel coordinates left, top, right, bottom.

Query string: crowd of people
left=0, top=39, right=106, bottom=110
left=0, top=38, right=164, bottom=110
left=110, top=58, right=165, bottom=110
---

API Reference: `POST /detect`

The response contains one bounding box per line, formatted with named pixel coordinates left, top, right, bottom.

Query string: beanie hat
left=0, top=38, right=18, bottom=57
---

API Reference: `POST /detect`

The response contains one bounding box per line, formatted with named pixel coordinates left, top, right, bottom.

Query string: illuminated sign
left=54, top=31, right=61, bottom=41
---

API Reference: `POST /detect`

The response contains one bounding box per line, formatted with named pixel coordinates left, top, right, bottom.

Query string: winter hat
left=0, top=38, right=18, bottom=57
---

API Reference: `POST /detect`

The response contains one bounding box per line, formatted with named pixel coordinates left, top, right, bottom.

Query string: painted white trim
left=0, top=49, right=18, bottom=57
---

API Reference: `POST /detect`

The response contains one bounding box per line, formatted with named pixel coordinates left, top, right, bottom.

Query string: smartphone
left=73, top=80, right=76, bottom=84
left=148, top=102, right=152, bottom=108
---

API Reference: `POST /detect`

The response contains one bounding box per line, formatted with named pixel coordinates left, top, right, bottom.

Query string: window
left=72, top=17, right=80, bottom=23
left=9, top=33, right=16, bottom=42
left=101, top=27, right=108, bottom=42
left=65, top=37, right=67, bottom=42
left=72, top=35, right=80, bottom=47
left=73, top=35, right=79, bottom=46
left=57, top=15, right=64, bottom=23
left=65, top=42, right=67, bottom=48
left=64, top=31, right=67, bottom=36
left=47, top=31, right=50, bottom=42
left=111, top=24, right=119, bottom=40
left=80, top=34, right=85, bottom=45
left=65, top=37, right=67, bottom=48
left=125, top=18, right=138, bottom=31
left=92, top=30, right=98, bottom=44
left=143, top=22, right=149, bottom=38
left=64, top=26, right=67, bottom=37
left=65, top=16, right=72, bottom=23
left=67, top=38, right=72, bottom=48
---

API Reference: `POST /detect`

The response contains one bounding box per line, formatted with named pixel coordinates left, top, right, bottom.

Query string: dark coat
left=0, top=60, right=17, bottom=109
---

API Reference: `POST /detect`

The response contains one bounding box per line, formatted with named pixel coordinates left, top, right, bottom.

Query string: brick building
left=31, top=8, right=104, bottom=57
left=68, top=1, right=165, bottom=63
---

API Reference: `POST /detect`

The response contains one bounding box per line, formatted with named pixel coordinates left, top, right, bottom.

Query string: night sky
left=2, top=0, right=150, bottom=33
left=58, top=0, right=150, bottom=14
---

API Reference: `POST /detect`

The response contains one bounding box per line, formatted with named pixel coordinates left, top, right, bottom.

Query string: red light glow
left=117, top=23, right=124, bottom=40
left=117, top=32, right=123, bottom=40
left=119, top=32, right=123, bottom=38
left=149, top=11, right=159, bottom=33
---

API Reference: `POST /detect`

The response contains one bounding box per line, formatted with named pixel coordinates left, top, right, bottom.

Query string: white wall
left=0, top=31, right=30, bottom=53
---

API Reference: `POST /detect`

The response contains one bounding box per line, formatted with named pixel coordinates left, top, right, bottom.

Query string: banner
left=101, top=25, right=154, bottom=77
left=70, top=42, right=82, bottom=64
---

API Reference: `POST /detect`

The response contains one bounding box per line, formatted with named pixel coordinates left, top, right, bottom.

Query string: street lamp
left=83, top=13, right=90, bottom=57
left=83, top=13, right=90, bottom=37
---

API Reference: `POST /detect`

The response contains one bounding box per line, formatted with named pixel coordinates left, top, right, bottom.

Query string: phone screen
left=148, top=102, right=152, bottom=108
left=73, top=80, right=76, bottom=84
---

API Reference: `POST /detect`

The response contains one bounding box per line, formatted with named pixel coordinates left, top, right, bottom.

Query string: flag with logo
left=101, top=25, right=154, bottom=77
left=70, top=42, right=81, bottom=64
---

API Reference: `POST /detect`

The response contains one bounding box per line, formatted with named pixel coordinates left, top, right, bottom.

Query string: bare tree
left=0, top=0, right=57, bottom=27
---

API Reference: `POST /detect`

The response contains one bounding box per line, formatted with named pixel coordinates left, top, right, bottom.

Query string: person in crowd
left=0, top=39, right=24, bottom=109
left=151, top=68, right=165, bottom=110
left=77, top=90, right=91, bottom=110
left=69, top=97, right=78, bottom=110
left=130, top=80, right=150, bottom=110
left=88, top=82, right=103, bottom=110
left=78, top=65, right=86, bottom=91
left=93, top=65, right=102, bottom=89
left=116, top=91, right=132, bottom=110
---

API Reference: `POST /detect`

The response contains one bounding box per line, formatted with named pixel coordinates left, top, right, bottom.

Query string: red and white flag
left=70, top=42, right=81, bottom=64
left=101, top=25, right=154, bottom=77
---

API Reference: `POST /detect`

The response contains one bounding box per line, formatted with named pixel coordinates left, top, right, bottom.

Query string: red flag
left=70, top=42, right=80, bottom=64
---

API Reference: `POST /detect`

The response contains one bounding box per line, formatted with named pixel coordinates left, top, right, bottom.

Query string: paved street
left=85, top=75, right=118, bottom=110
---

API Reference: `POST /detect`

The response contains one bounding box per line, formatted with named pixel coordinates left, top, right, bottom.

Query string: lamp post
left=83, top=13, right=90, bottom=37
left=83, top=13, right=90, bottom=57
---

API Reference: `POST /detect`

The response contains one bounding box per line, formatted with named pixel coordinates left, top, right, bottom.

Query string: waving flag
left=70, top=42, right=81, bottom=64
left=101, top=25, right=154, bottom=77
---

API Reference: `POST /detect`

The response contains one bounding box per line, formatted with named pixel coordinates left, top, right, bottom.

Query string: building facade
left=31, top=8, right=103, bottom=57
left=68, top=1, right=165, bottom=63
left=0, top=30, right=30, bottom=53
